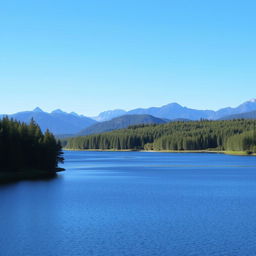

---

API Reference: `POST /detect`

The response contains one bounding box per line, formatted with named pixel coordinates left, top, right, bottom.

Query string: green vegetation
left=65, top=120, right=256, bottom=154
left=0, top=117, right=64, bottom=183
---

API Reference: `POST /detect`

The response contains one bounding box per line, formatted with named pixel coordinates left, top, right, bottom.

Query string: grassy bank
left=65, top=148, right=136, bottom=152
left=65, top=148, right=256, bottom=156
left=223, top=151, right=256, bottom=156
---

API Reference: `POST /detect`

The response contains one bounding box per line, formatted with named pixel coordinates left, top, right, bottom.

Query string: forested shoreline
left=0, top=117, right=64, bottom=183
left=65, top=120, right=256, bottom=154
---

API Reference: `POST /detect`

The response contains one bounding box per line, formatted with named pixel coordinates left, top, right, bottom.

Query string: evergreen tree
left=0, top=117, right=64, bottom=178
left=65, top=119, right=256, bottom=153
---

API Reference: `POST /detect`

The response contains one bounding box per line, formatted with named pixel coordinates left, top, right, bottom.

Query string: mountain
left=76, top=114, right=167, bottom=136
left=220, top=110, right=256, bottom=120
left=2, top=98, right=256, bottom=135
left=93, top=103, right=214, bottom=121
left=93, top=99, right=256, bottom=121
left=212, top=99, right=256, bottom=119
left=93, top=109, right=127, bottom=122
left=127, top=103, right=215, bottom=120
left=0, top=108, right=97, bottom=135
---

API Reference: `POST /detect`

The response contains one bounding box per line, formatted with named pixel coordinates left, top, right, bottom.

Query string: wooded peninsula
left=65, top=119, right=256, bottom=154
left=0, top=117, right=64, bottom=183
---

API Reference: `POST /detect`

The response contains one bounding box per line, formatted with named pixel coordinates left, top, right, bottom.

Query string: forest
left=0, top=117, right=64, bottom=182
left=65, top=119, right=256, bottom=154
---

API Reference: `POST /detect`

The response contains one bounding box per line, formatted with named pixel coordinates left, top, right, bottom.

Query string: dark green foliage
left=226, top=130, right=256, bottom=153
left=66, top=119, right=256, bottom=152
left=0, top=117, right=64, bottom=175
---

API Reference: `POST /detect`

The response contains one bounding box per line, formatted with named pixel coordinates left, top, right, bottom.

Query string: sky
left=0, top=0, right=256, bottom=116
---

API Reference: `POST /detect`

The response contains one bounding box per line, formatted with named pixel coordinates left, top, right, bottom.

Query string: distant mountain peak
left=93, top=109, right=127, bottom=122
left=52, top=109, right=66, bottom=114
left=33, top=107, right=44, bottom=113
left=167, top=102, right=180, bottom=106
left=100, top=109, right=126, bottom=115
left=164, top=102, right=182, bottom=108
left=70, top=111, right=79, bottom=117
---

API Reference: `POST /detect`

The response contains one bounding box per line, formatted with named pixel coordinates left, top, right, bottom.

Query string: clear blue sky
left=1, top=0, right=256, bottom=116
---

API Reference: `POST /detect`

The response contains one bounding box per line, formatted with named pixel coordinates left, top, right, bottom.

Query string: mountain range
left=92, top=99, right=256, bottom=121
left=0, top=107, right=97, bottom=135
left=1, top=99, right=256, bottom=136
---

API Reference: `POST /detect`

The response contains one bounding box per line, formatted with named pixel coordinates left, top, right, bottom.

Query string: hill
left=76, top=114, right=167, bottom=136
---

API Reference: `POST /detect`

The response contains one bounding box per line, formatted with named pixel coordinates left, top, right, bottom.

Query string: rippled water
left=1, top=151, right=256, bottom=256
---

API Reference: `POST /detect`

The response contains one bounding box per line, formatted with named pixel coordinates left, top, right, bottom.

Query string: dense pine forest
left=0, top=117, right=64, bottom=182
left=66, top=120, right=256, bottom=153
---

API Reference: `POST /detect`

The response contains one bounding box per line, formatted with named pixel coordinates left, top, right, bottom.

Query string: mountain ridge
left=219, top=110, right=256, bottom=120
left=92, top=99, right=256, bottom=121
left=0, top=108, right=97, bottom=135
left=1, top=99, right=256, bottom=135
left=76, top=114, right=167, bottom=136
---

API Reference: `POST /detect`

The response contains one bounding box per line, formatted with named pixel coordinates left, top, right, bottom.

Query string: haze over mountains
left=1, top=99, right=256, bottom=135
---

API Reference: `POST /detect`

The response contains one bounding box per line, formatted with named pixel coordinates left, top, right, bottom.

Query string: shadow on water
left=0, top=172, right=60, bottom=186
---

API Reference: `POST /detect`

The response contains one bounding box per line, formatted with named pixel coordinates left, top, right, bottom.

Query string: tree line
left=65, top=119, right=256, bottom=153
left=0, top=117, right=64, bottom=176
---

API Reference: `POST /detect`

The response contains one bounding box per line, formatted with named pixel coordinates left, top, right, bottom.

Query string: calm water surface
left=1, top=151, right=256, bottom=256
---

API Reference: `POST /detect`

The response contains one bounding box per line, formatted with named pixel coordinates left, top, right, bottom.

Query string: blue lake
left=1, top=151, right=256, bottom=256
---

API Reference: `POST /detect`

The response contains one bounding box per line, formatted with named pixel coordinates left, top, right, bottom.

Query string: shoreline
left=64, top=148, right=256, bottom=156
